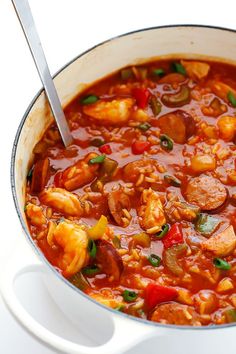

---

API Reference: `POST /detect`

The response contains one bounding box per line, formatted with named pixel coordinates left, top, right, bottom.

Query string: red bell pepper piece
left=133, top=88, right=150, bottom=109
left=162, top=223, right=184, bottom=249
left=99, top=144, right=112, bottom=154
left=131, top=140, right=151, bottom=155
left=145, top=283, right=178, bottom=309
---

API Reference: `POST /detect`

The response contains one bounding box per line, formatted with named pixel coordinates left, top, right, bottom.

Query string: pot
left=2, top=25, right=236, bottom=354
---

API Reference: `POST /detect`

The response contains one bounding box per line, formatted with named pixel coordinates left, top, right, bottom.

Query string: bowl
left=3, top=25, right=236, bottom=354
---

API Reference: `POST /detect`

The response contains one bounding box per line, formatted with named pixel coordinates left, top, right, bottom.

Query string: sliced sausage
left=31, top=158, right=50, bottom=193
left=95, top=240, right=124, bottom=281
left=185, top=176, right=228, bottom=211
left=108, top=189, right=131, bottom=227
left=150, top=302, right=201, bottom=325
left=156, top=110, right=195, bottom=144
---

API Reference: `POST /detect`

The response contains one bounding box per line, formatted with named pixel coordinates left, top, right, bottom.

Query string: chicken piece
left=52, top=221, right=89, bottom=277
left=181, top=60, right=210, bottom=80
left=150, top=302, right=202, bottom=325
left=108, top=188, right=131, bottom=227
left=202, top=226, right=236, bottom=257
left=165, top=194, right=200, bottom=223
left=40, top=188, right=84, bottom=217
left=60, top=153, right=99, bottom=191
left=25, top=203, right=46, bottom=226
left=83, top=98, right=135, bottom=124
left=138, top=188, right=166, bottom=234
left=217, top=116, right=236, bottom=142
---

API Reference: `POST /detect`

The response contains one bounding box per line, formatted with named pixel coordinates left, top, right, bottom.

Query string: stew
left=25, top=58, right=236, bottom=326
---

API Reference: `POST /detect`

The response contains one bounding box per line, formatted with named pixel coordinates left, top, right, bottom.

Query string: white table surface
left=1, top=0, right=236, bottom=353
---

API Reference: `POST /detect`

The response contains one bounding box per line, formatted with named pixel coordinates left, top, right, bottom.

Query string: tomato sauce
left=25, top=58, right=236, bottom=325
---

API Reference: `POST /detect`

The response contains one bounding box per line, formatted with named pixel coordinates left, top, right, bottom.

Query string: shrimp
left=61, top=153, right=99, bottom=191
left=25, top=203, right=46, bottom=226
left=52, top=221, right=89, bottom=277
left=138, top=188, right=166, bottom=234
left=40, top=188, right=84, bottom=216
left=83, top=98, right=135, bottom=124
left=108, top=188, right=131, bottom=227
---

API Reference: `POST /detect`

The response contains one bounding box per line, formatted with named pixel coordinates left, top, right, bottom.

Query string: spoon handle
left=11, top=0, right=73, bottom=147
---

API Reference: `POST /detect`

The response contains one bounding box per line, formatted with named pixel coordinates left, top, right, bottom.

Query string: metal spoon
left=11, top=0, right=73, bottom=147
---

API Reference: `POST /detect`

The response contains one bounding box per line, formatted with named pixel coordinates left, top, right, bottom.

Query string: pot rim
left=11, top=24, right=236, bottom=331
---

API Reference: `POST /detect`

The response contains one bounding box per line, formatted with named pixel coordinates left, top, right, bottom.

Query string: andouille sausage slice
left=150, top=302, right=202, bottom=325
left=156, top=110, right=195, bottom=144
left=95, top=240, right=124, bottom=281
left=185, top=176, right=227, bottom=211
left=31, top=157, right=50, bottom=193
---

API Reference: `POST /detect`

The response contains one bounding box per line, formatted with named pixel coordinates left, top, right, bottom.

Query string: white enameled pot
left=2, top=25, right=236, bottom=354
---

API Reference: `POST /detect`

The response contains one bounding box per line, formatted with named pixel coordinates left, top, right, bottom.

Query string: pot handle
left=0, top=244, right=159, bottom=354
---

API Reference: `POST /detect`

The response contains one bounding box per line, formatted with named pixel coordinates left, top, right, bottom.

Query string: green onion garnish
left=148, top=254, right=161, bottom=267
left=164, top=175, right=181, bottom=187
left=82, top=265, right=100, bottom=276
left=160, top=134, right=174, bottom=151
left=227, top=91, right=236, bottom=107
left=172, top=62, right=186, bottom=75
left=88, top=239, right=97, bottom=258
left=153, top=68, right=165, bottom=77
left=225, top=309, right=236, bottom=323
left=122, top=290, right=138, bottom=302
left=81, top=95, right=99, bottom=105
left=155, top=224, right=169, bottom=239
left=89, top=154, right=106, bottom=164
left=138, top=122, right=151, bottom=131
left=213, top=258, right=231, bottom=270
left=90, top=138, right=105, bottom=147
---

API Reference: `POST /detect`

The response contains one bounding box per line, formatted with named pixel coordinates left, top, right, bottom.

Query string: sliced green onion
left=150, top=96, right=162, bottom=116
left=24, top=204, right=28, bottom=212
left=81, top=95, right=99, bottom=105
left=213, top=258, right=231, bottom=270
left=225, top=309, right=236, bottom=323
left=227, top=91, right=236, bottom=107
left=122, top=290, right=138, bottom=302
left=155, top=224, right=169, bottom=239
left=195, top=214, right=220, bottom=237
left=148, top=254, right=161, bottom=267
left=82, top=265, right=100, bottom=276
left=115, top=304, right=125, bottom=312
left=90, top=138, right=105, bottom=147
left=89, top=154, right=106, bottom=164
left=152, top=68, right=165, bottom=77
left=88, top=239, right=97, bottom=258
left=172, top=62, right=186, bottom=75
left=164, top=175, right=181, bottom=187
left=138, top=122, right=151, bottom=131
left=121, top=68, right=133, bottom=80
left=160, top=134, right=173, bottom=151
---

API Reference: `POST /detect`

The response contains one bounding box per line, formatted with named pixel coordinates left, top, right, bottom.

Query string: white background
left=1, top=0, right=236, bottom=353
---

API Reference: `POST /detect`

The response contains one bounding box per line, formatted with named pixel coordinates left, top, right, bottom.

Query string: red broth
left=25, top=59, right=236, bottom=326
